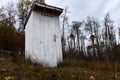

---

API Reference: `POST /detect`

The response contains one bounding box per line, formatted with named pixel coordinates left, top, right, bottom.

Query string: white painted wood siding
left=25, top=10, right=62, bottom=67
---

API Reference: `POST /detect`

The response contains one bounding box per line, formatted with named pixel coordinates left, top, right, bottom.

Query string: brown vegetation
left=0, top=54, right=120, bottom=80
left=0, top=0, right=120, bottom=79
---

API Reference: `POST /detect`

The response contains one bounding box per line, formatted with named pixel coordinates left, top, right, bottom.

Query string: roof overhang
left=24, top=2, right=63, bottom=29
left=33, top=2, right=63, bottom=15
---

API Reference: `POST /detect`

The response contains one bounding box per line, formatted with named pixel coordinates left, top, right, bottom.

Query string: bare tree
left=0, top=7, right=6, bottom=26
left=103, top=13, right=116, bottom=50
left=92, top=18, right=102, bottom=60
left=72, top=21, right=83, bottom=54
left=118, top=27, right=120, bottom=43
left=85, top=17, right=96, bottom=58
left=2, top=2, right=16, bottom=27
left=17, top=0, right=31, bottom=31
left=61, top=7, right=69, bottom=53
left=80, top=35, right=86, bottom=55
left=70, top=30, right=76, bottom=49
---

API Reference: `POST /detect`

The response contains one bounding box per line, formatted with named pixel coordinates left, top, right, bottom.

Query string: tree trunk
left=77, top=30, right=80, bottom=53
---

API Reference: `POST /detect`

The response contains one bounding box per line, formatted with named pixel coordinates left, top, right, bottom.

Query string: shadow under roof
left=24, top=2, right=63, bottom=29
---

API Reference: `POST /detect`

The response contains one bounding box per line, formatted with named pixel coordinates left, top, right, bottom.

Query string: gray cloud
left=1, top=0, right=120, bottom=22
left=46, top=0, right=120, bottom=22
left=102, top=0, right=119, bottom=14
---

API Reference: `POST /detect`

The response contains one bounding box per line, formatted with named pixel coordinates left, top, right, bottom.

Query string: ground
left=0, top=55, right=120, bottom=80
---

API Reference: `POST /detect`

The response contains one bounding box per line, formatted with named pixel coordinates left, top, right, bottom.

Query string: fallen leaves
left=0, top=68, right=7, bottom=72
left=90, top=75, right=95, bottom=80
left=4, top=76, right=15, bottom=80
left=0, top=68, right=15, bottom=80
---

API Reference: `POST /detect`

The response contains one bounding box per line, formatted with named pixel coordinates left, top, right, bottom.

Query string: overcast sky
left=45, top=0, right=120, bottom=43
left=1, top=0, right=120, bottom=22
left=1, top=0, right=120, bottom=44
left=46, top=0, right=120, bottom=23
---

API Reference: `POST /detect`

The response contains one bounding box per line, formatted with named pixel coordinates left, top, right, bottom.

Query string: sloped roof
left=33, top=2, right=63, bottom=15
left=24, top=2, right=63, bottom=29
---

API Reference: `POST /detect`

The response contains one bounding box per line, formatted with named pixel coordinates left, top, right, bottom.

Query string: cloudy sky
left=46, top=0, right=120, bottom=22
left=1, top=0, right=120, bottom=22
left=1, top=0, right=120, bottom=44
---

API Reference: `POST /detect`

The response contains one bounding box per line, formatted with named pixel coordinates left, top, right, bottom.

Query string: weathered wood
left=25, top=2, right=63, bottom=67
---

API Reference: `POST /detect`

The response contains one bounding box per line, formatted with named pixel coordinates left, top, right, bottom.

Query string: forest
left=0, top=0, right=120, bottom=80
left=61, top=8, right=120, bottom=63
left=0, top=0, right=120, bottom=67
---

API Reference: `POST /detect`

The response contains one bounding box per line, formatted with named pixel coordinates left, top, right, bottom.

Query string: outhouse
left=25, top=2, right=63, bottom=67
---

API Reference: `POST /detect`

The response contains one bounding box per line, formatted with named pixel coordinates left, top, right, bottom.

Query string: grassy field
left=0, top=55, right=120, bottom=80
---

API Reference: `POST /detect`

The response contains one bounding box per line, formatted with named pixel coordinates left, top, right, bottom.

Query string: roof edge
left=24, top=2, right=63, bottom=29
left=34, top=2, right=63, bottom=13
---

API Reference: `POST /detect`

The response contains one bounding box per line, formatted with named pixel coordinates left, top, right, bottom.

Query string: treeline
left=0, top=26, right=25, bottom=52
left=0, top=0, right=31, bottom=53
left=61, top=8, right=120, bottom=63
left=0, top=0, right=120, bottom=64
left=0, top=0, right=45, bottom=54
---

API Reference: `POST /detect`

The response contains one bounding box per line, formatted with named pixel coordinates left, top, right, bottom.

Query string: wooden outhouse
left=25, top=2, right=63, bottom=67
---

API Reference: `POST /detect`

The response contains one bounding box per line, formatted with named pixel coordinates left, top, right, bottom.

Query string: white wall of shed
left=25, top=10, right=62, bottom=67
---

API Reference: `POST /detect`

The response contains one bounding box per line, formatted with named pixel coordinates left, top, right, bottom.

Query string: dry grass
left=59, top=59, right=120, bottom=71
left=0, top=54, right=120, bottom=80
